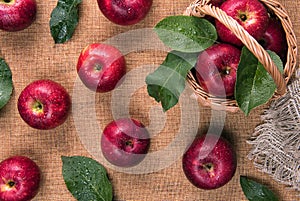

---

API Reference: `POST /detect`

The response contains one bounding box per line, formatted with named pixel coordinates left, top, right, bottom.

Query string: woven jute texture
left=0, top=0, right=299, bottom=200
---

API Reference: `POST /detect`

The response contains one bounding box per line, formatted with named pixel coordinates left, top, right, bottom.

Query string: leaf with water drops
left=154, top=15, right=217, bottom=53
left=146, top=51, right=198, bottom=111
left=0, top=58, right=13, bottom=110
left=62, top=156, right=113, bottom=201
left=235, top=48, right=283, bottom=115
left=240, top=176, right=279, bottom=201
left=50, top=0, right=82, bottom=43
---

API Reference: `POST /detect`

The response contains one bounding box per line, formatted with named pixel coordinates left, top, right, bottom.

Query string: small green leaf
left=146, top=51, right=198, bottom=111
left=235, top=47, right=283, bottom=115
left=0, top=58, right=13, bottom=110
left=50, top=0, right=82, bottom=43
left=240, top=176, right=279, bottom=201
left=62, top=156, right=113, bottom=201
left=154, top=16, right=217, bottom=53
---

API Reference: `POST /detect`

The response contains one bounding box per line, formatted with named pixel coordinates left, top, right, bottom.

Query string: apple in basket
left=259, top=18, right=288, bottom=61
left=101, top=118, right=150, bottom=167
left=17, top=79, right=71, bottom=130
left=77, top=43, right=126, bottom=92
left=210, top=0, right=226, bottom=7
left=0, top=156, right=41, bottom=201
left=96, top=0, right=152, bottom=25
left=195, top=43, right=241, bottom=97
left=182, top=134, right=237, bottom=190
left=215, top=0, right=269, bottom=46
left=0, top=0, right=37, bottom=31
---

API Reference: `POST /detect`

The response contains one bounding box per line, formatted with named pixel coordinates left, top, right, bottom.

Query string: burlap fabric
left=0, top=0, right=299, bottom=200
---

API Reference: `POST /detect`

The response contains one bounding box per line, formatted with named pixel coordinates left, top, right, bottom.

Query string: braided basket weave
left=185, top=0, right=298, bottom=112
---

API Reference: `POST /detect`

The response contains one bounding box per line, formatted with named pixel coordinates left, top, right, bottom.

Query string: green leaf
left=146, top=51, right=198, bottom=111
left=0, top=58, right=13, bottom=110
left=50, top=0, right=82, bottom=44
left=62, top=156, right=113, bottom=201
left=154, top=16, right=217, bottom=53
left=240, top=176, right=279, bottom=201
left=235, top=48, right=283, bottom=115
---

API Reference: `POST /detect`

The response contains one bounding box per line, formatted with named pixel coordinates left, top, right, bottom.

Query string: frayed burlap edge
left=247, top=75, right=300, bottom=192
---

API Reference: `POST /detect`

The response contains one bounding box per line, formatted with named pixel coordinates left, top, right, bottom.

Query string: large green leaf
left=240, top=176, right=279, bottom=201
left=146, top=51, right=198, bottom=111
left=62, top=156, right=113, bottom=201
left=154, top=16, right=217, bottom=53
left=0, top=58, right=13, bottom=110
left=50, top=0, right=82, bottom=43
left=235, top=48, right=283, bottom=115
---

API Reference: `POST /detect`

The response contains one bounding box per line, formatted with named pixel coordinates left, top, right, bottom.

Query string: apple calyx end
left=202, top=163, right=216, bottom=177
left=1, top=180, right=16, bottom=192
left=222, top=66, right=231, bottom=76
left=125, top=140, right=134, bottom=148
left=32, top=101, right=44, bottom=114
left=0, top=0, right=15, bottom=5
left=239, top=13, right=248, bottom=21
left=94, top=63, right=103, bottom=72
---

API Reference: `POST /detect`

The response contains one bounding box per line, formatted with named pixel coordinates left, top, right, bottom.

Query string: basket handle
left=185, top=1, right=287, bottom=95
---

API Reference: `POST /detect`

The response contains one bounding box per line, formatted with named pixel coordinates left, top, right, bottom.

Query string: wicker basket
left=185, top=0, right=298, bottom=112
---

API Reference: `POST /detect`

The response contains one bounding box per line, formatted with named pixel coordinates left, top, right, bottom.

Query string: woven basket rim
left=185, top=0, right=298, bottom=112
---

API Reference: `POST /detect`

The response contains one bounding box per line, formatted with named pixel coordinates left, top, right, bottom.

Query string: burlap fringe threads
left=247, top=77, right=300, bottom=192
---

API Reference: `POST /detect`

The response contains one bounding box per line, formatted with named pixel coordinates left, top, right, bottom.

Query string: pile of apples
left=0, top=0, right=289, bottom=200
left=195, top=0, right=287, bottom=98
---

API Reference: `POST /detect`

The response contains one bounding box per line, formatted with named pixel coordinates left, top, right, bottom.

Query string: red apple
left=215, top=0, right=269, bottom=46
left=101, top=118, right=150, bottom=167
left=195, top=43, right=241, bottom=97
left=0, top=156, right=40, bottom=201
left=0, top=0, right=37, bottom=32
left=259, top=18, right=287, bottom=61
left=205, top=0, right=226, bottom=23
left=97, top=0, right=152, bottom=26
left=210, top=0, right=226, bottom=7
left=17, top=79, right=71, bottom=130
left=182, top=134, right=237, bottom=190
left=77, top=43, right=126, bottom=92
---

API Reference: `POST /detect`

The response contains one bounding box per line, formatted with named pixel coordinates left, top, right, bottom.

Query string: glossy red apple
left=205, top=0, right=226, bottom=23
left=259, top=18, right=287, bottom=61
left=215, top=0, right=269, bottom=46
left=0, top=156, right=40, bottom=201
left=77, top=43, right=126, bottom=92
left=0, top=0, right=37, bottom=32
left=182, top=134, right=237, bottom=190
left=195, top=43, right=241, bottom=97
left=97, top=0, right=152, bottom=26
left=17, top=79, right=71, bottom=130
left=210, top=0, right=226, bottom=7
left=101, top=118, right=150, bottom=167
